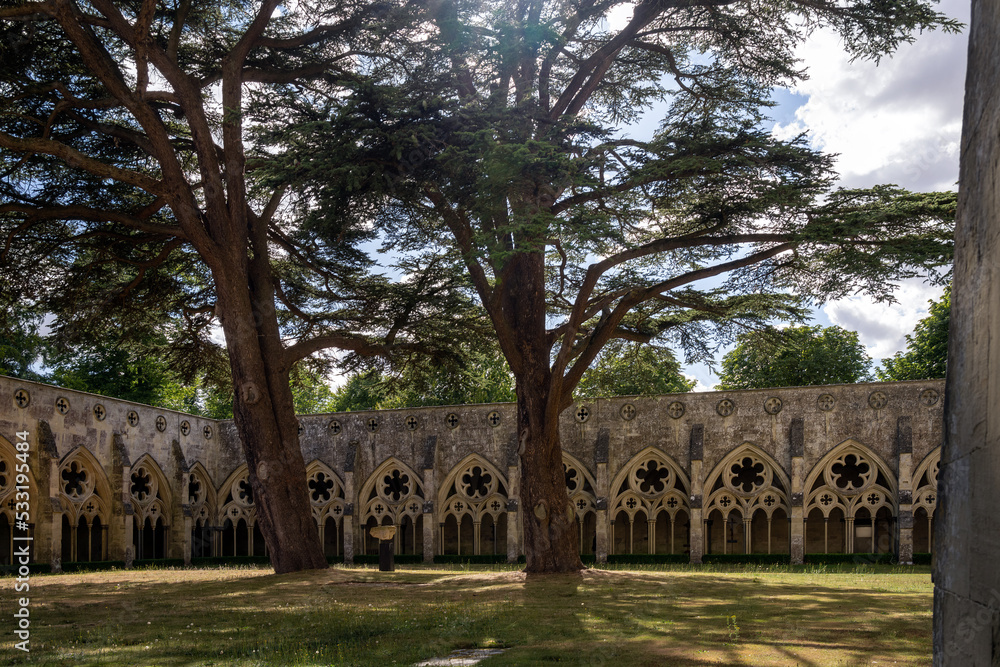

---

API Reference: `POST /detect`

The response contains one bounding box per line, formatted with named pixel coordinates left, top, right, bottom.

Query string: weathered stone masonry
left=0, top=374, right=943, bottom=569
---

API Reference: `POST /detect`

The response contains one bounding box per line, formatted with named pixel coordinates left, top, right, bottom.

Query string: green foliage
left=576, top=341, right=695, bottom=398
left=717, top=325, right=873, bottom=390
left=878, top=286, right=950, bottom=381
left=331, top=343, right=516, bottom=411
left=0, top=308, right=45, bottom=381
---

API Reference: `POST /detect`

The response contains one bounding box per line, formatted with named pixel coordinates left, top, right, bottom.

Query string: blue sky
left=662, top=0, right=969, bottom=390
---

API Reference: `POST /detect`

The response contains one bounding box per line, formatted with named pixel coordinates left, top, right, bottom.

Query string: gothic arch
left=305, top=460, right=346, bottom=558
left=0, top=434, right=40, bottom=566
left=609, top=447, right=690, bottom=555
left=186, top=461, right=216, bottom=558
left=217, top=464, right=264, bottom=557
left=359, top=458, right=425, bottom=555
left=437, top=454, right=509, bottom=557
left=57, top=446, right=112, bottom=562
left=804, top=439, right=897, bottom=555
left=128, top=454, right=172, bottom=559
left=912, top=446, right=941, bottom=553
left=563, top=453, right=598, bottom=555
left=703, top=443, right=790, bottom=555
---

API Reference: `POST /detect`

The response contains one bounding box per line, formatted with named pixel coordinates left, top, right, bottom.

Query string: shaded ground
left=0, top=564, right=932, bottom=666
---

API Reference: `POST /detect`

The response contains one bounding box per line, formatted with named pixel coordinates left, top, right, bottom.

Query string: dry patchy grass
left=0, top=564, right=932, bottom=666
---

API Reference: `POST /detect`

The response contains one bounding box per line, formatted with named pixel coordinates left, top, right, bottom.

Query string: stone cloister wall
left=0, top=373, right=943, bottom=569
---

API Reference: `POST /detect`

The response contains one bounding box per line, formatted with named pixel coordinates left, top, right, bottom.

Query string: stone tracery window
left=439, top=457, right=507, bottom=557
left=129, top=457, right=172, bottom=560
left=306, top=463, right=346, bottom=559
left=563, top=456, right=598, bottom=555
left=804, top=441, right=897, bottom=556
left=218, top=466, right=265, bottom=558
left=610, top=449, right=690, bottom=556
left=704, top=445, right=789, bottom=556
left=360, top=459, right=425, bottom=557
left=187, top=464, right=215, bottom=559
left=57, top=449, right=110, bottom=563
left=912, top=448, right=941, bottom=554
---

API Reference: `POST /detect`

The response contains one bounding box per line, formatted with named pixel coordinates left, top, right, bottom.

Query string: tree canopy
left=0, top=0, right=959, bottom=572
left=274, top=0, right=957, bottom=570
left=717, top=325, right=873, bottom=390
left=878, top=285, right=950, bottom=381
left=576, top=341, right=695, bottom=398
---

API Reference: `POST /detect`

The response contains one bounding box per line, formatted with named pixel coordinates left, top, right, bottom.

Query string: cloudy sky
left=680, top=0, right=969, bottom=390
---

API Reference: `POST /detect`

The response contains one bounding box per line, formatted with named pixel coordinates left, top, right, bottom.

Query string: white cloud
left=823, top=279, right=946, bottom=361
left=772, top=0, right=968, bottom=193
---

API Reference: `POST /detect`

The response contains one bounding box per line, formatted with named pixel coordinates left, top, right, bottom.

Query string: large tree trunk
left=212, top=257, right=327, bottom=574
left=517, top=381, right=584, bottom=572
left=503, top=252, right=583, bottom=573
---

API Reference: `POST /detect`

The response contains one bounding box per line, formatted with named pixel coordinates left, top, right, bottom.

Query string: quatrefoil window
left=730, top=457, right=765, bottom=493
left=309, top=472, right=335, bottom=502
left=62, top=461, right=89, bottom=499
left=635, top=460, right=670, bottom=494
left=461, top=466, right=491, bottom=499
left=382, top=470, right=410, bottom=501
left=130, top=468, right=152, bottom=502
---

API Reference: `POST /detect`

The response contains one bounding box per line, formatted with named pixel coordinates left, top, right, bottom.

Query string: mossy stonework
left=0, top=375, right=943, bottom=570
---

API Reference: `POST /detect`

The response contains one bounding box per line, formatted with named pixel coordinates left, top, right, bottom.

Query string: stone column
left=688, top=424, right=704, bottom=564
left=342, top=470, right=354, bottom=564
left=789, top=417, right=805, bottom=564
left=422, top=467, right=435, bottom=564
left=934, top=2, right=1000, bottom=661
left=594, top=429, right=610, bottom=563
left=122, top=464, right=133, bottom=565
left=506, top=464, right=519, bottom=563
left=49, top=458, right=62, bottom=572
left=181, top=472, right=191, bottom=565
left=896, top=417, right=914, bottom=565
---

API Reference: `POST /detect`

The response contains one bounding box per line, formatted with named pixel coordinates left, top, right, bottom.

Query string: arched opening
left=674, top=509, right=690, bottom=555
left=323, top=516, right=341, bottom=558
left=769, top=508, right=789, bottom=554
left=706, top=509, right=725, bottom=554
left=192, top=519, right=212, bottom=558
left=61, top=515, right=72, bottom=562
left=612, top=510, right=630, bottom=554
left=853, top=507, right=873, bottom=553
left=828, top=507, right=846, bottom=553
left=914, top=507, right=931, bottom=553
left=364, top=516, right=379, bottom=555
left=654, top=511, right=670, bottom=554
left=235, top=519, right=249, bottom=557
left=480, top=514, right=498, bottom=555
left=442, top=514, right=459, bottom=554
left=76, top=516, right=91, bottom=562
left=90, top=516, right=103, bottom=561
left=459, top=515, right=474, bottom=555
left=578, top=511, right=596, bottom=555
left=221, top=518, right=234, bottom=557
left=874, top=506, right=894, bottom=554
left=724, top=509, right=745, bottom=554
left=252, top=523, right=266, bottom=557
left=633, top=510, right=649, bottom=554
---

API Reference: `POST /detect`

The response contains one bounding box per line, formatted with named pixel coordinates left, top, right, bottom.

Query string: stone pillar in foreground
left=934, top=2, right=1000, bottom=662
left=688, top=424, right=704, bottom=565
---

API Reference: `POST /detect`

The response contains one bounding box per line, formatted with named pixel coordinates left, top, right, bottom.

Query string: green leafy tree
left=278, top=0, right=958, bottom=571
left=718, top=325, right=873, bottom=390
left=576, top=341, right=695, bottom=398
left=878, top=286, right=950, bottom=381
left=0, top=0, right=477, bottom=573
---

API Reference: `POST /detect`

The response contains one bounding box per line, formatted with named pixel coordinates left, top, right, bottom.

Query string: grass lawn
left=1, top=563, right=931, bottom=666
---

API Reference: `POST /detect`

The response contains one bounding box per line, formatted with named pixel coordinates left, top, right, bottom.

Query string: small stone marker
left=369, top=525, right=396, bottom=572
